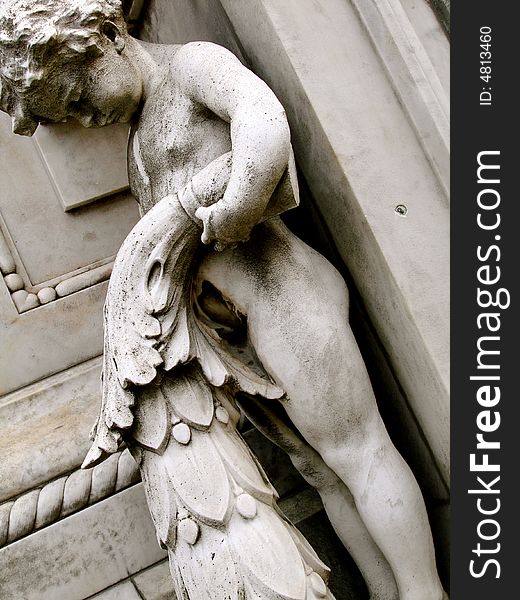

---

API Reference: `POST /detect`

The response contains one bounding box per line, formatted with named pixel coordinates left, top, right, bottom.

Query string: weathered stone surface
left=10, top=288, right=28, bottom=311
left=4, top=272, right=23, bottom=291
left=0, top=358, right=102, bottom=501
left=0, top=448, right=140, bottom=547
left=350, top=0, right=449, bottom=194
left=130, top=494, right=331, bottom=600
left=242, top=427, right=306, bottom=499
left=0, top=227, right=16, bottom=274
left=0, top=278, right=107, bottom=394
left=139, top=0, right=246, bottom=61
left=217, top=0, right=449, bottom=487
left=54, top=262, right=114, bottom=297
left=0, top=113, right=139, bottom=285
left=135, top=12, right=450, bottom=581
left=0, top=485, right=166, bottom=600
left=37, top=286, right=57, bottom=304
left=131, top=489, right=361, bottom=600
left=401, top=0, right=450, bottom=85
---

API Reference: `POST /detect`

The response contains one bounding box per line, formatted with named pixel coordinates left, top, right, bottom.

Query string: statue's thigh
left=198, top=221, right=381, bottom=452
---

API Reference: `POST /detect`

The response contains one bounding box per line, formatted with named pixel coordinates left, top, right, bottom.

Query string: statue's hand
left=195, top=203, right=256, bottom=251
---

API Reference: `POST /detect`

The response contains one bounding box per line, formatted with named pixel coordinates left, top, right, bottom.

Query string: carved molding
left=351, top=0, right=450, bottom=197
left=0, top=222, right=114, bottom=313
left=0, top=448, right=139, bottom=547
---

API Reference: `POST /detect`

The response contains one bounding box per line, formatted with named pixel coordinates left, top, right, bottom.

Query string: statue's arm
left=175, top=42, right=291, bottom=245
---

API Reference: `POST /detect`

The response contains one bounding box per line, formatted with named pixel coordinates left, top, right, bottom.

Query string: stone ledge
left=0, top=448, right=140, bottom=548
left=0, top=485, right=166, bottom=600
left=0, top=358, right=103, bottom=502
left=0, top=483, right=333, bottom=600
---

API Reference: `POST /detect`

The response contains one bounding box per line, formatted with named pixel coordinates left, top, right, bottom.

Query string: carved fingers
left=195, top=204, right=253, bottom=250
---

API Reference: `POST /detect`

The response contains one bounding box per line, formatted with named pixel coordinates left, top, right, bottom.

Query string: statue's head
left=0, top=0, right=142, bottom=135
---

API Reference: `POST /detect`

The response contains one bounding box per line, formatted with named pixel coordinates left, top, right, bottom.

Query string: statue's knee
left=317, top=428, right=383, bottom=481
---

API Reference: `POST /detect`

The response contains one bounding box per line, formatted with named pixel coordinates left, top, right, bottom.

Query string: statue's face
left=27, top=38, right=142, bottom=130
left=68, top=47, right=143, bottom=128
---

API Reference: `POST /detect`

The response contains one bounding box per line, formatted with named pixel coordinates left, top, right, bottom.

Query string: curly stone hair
left=0, top=0, right=125, bottom=134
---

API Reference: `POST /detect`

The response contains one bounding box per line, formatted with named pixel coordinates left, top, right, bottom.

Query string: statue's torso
left=128, top=77, right=232, bottom=215
left=123, top=50, right=308, bottom=320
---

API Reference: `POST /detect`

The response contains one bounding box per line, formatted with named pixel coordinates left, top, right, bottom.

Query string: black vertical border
left=451, top=3, right=519, bottom=598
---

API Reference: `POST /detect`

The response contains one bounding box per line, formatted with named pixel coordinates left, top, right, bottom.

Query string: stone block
left=0, top=485, right=166, bottom=600
left=34, top=120, right=130, bottom=211
left=0, top=113, right=139, bottom=286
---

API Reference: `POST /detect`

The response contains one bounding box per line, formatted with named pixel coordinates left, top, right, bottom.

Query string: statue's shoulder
left=174, top=40, right=242, bottom=61
left=167, top=40, right=245, bottom=81
left=142, top=40, right=243, bottom=100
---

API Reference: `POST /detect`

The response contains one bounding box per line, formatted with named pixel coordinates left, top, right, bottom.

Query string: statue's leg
left=197, top=219, right=446, bottom=600
left=237, top=393, right=398, bottom=600
left=277, top=368, right=444, bottom=600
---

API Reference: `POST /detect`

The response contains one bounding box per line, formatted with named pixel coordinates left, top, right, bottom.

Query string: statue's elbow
left=268, top=103, right=291, bottom=170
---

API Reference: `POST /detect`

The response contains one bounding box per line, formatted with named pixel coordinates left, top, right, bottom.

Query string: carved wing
left=84, top=191, right=283, bottom=467
left=134, top=382, right=332, bottom=599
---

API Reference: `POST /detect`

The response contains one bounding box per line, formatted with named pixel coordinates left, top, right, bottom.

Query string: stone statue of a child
left=0, top=2, right=446, bottom=599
